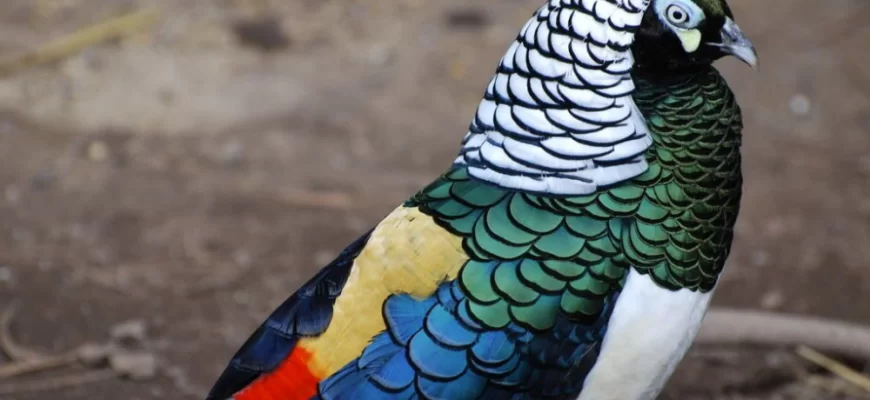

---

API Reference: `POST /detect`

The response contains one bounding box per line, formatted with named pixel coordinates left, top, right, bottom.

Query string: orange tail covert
left=235, top=346, right=321, bottom=400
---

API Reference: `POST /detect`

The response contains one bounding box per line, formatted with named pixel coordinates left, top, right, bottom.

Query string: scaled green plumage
left=407, top=67, right=742, bottom=333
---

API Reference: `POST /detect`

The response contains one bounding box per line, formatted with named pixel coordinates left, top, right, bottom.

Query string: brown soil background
left=0, top=0, right=868, bottom=399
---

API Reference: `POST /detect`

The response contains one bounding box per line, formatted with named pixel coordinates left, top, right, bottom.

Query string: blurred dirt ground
left=0, top=0, right=869, bottom=399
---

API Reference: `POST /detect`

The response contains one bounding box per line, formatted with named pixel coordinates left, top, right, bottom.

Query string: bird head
left=632, top=0, right=758, bottom=75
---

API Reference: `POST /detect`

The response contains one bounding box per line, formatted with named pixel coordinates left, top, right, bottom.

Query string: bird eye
left=666, top=5, right=690, bottom=25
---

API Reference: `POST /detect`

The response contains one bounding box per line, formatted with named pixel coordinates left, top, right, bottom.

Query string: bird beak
left=710, top=18, right=758, bottom=69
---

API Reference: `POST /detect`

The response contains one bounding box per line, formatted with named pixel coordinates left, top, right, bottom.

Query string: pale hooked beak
left=710, top=18, right=759, bottom=69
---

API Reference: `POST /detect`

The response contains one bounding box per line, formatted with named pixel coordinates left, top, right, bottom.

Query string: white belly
left=577, top=269, right=714, bottom=400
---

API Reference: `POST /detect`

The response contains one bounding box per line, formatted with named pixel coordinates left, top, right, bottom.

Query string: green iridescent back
left=406, top=66, right=742, bottom=332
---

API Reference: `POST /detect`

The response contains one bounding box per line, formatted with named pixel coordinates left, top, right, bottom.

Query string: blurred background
left=0, top=0, right=868, bottom=399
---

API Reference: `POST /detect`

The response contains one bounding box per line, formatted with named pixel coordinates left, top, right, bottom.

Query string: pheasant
left=207, top=0, right=757, bottom=399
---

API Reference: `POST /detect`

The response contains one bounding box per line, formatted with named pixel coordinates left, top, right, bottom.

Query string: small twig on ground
left=0, top=303, right=82, bottom=379
left=796, top=346, right=870, bottom=393
left=0, top=369, right=118, bottom=395
left=699, top=308, right=870, bottom=360
left=0, top=303, right=157, bottom=396
left=0, top=8, right=160, bottom=76
left=0, top=352, right=79, bottom=380
left=0, top=302, right=44, bottom=362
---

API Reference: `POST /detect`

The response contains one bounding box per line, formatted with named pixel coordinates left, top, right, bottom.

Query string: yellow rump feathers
left=298, top=206, right=467, bottom=375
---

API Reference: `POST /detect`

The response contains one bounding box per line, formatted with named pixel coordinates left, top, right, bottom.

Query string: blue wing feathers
left=470, top=351, right=521, bottom=377
left=408, top=330, right=468, bottom=379
left=456, top=299, right=485, bottom=331
left=471, top=330, right=515, bottom=365
left=417, top=370, right=488, bottom=400
left=206, top=230, right=374, bottom=400
left=383, top=294, right=436, bottom=345
left=368, top=350, right=416, bottom=391
left=489, top=357, right=531, bottom=387
left=316, top=361, right=360, bottom=398
left=357, top=333, right=398, bottom=369
left=424, top=305, right=477, bottom=348
left=435, top=284, right=456, bottom=308
left=316, top=278, right=621, bottom=399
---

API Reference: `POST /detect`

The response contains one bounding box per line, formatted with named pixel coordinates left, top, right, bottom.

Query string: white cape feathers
left=455, top=0, right=653, bottom=195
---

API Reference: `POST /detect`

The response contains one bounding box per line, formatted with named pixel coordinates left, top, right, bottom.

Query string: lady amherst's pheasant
left=207, top=0, right=757, bottom=399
